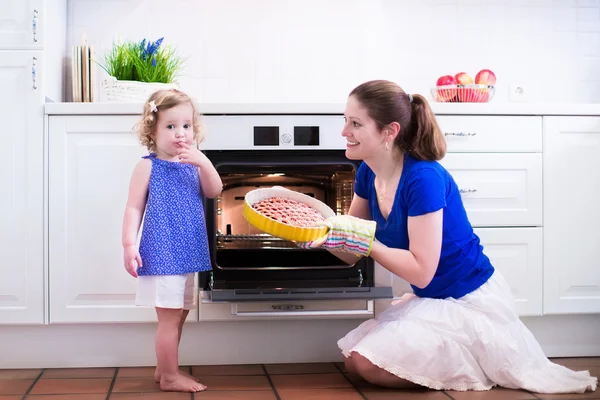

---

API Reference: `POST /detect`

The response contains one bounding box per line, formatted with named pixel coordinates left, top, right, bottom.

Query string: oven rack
left=216, top=233, right=300, bottom=249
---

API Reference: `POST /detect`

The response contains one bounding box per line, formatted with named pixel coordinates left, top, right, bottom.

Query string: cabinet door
left=0, top=51, right=44, bottom=324
left=376, top=228, right=542, bottom=317
left=438, top=154, right=543, bottom=227
left=474, top=228, right=543, bottom=316
left=0, top=0, right=43, bottom=49
left=48, top=115, right=198, bottom=323
left=543, top=117, right=600, bottom=314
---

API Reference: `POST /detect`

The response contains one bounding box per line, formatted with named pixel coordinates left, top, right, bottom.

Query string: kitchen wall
left=67, top=0, right=600, bottom=104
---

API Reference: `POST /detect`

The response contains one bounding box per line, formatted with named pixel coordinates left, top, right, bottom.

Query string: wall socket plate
left=509, top=84, right=527, bottom=102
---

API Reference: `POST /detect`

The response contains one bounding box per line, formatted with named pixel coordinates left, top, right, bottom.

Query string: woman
left=300, top=80, right=597, bottom=393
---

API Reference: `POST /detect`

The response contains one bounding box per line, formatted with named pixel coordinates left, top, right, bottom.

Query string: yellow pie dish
left=243, top=186, right=335, bottom=242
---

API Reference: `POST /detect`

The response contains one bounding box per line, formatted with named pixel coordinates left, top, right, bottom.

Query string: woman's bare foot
left=160, top=374, right=206, bottom=392
left=154, top=368, right=199, bottom=383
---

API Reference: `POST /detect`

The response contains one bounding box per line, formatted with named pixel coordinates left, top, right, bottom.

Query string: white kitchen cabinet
left=376, top=227, right=543, bottom=317
left=0, top=51, right=44, bottom=324
left=439, top=153, right=543, bottom=228
left=475, top=228, right=543, bottom=316
left=0, top=0, right=44, bottom=49
left=543, top=117, right=600, bottom=314
left=47, top=115, right=198, bottom=323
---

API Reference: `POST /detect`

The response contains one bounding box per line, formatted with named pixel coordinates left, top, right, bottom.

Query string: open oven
left=198, top=115, right=393, bottom=309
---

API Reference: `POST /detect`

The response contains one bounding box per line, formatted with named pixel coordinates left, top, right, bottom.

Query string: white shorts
left=135, top=273, right=197, bottom=310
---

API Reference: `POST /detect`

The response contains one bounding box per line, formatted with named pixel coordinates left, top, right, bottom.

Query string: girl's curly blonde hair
left=135, top=89, right=203, bottom=152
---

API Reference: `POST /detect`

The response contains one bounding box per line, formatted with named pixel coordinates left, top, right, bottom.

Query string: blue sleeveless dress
left=138, top=153, right=212, bottom=276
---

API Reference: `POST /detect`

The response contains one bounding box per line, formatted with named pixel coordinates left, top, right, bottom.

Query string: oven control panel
left=254, top=126, right=319, bottom=146
left=201, top=115, right=347, bottom=150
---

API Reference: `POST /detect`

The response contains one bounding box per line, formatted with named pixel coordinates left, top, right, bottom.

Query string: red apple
left=475, top=69, right=496, bottom=86
left=436, top=75, right=456, bottom=86
left=454, top=72, right=473, bottom=85
left=435, top=75, right=458, bottom=102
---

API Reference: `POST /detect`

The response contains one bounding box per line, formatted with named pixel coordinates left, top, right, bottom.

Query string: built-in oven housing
left=198, top=115, right=393, bottom=312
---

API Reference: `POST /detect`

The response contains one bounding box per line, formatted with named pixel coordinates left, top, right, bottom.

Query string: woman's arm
left=326, top=194, right=372, bottom=265
left=369, top=209, right=443, bottom=289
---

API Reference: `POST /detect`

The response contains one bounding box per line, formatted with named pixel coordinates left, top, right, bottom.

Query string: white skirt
left=135, top=273, right=196, bottom=310
left=338, top=271, right=598, bottom=394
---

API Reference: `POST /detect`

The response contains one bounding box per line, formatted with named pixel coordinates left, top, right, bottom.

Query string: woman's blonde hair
left=135, top=89, right=203, bottom=152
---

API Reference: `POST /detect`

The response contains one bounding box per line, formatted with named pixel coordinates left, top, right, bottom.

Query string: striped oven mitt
left=297, top=215, right=376, bottom=257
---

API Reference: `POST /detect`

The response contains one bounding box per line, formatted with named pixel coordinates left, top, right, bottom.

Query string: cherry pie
left=251, top=196, right=326, bottom=228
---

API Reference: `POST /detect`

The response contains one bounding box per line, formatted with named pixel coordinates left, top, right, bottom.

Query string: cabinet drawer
left=439, top=154, right=542, bottom=227
left=436, top=116, right=542, bottom=153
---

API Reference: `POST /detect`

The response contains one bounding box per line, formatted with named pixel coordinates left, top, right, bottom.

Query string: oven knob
left=281, top=133, right=292, bottom=144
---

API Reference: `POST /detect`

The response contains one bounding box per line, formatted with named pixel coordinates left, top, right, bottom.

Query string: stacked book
left=72, top=44, right=95, bottom=102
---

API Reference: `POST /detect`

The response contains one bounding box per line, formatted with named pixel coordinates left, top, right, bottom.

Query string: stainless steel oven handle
left=231, top=310, right=374, bottom=317
left=230, top=303, right=373, bottom=317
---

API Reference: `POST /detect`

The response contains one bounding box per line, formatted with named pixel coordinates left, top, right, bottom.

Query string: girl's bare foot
left=160, top=375, right=206, bottom=392
left=154, top=368, right=199, bottom=383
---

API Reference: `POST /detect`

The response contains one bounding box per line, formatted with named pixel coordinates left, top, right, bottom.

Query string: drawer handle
left=32, top=56, right=37, bottom=90
left=459, top=188, right=477, bottom=194
left=230, top=303, right=373, bottom=317
left=444, top=132, right=477, bottom=137
left=32, top=9, right=38, bottom=43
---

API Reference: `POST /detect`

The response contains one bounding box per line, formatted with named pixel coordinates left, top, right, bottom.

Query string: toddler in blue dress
left=121, top=89, right=222, bottom=393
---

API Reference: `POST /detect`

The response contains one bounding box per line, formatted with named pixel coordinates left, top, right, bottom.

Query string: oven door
left=200, top=149, right=393, bottom=302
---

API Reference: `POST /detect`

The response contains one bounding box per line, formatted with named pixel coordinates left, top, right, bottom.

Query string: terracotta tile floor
left=0, top=358, right=598, bottom=399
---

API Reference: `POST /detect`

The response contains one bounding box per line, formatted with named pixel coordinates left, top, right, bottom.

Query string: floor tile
left=270, top=373, right=351, bottom=390
left=278, top=388, right=363, bottom=400
left=199, top=375, right=272, bottom=391
left=116, top=367, right=156, bottom=378
left=0, top=380, right=34, bottom=395
left=334, top=362, right=348, bottom=373
left=0, top=370, right=41, bottom=380
left=0, top=396, right=23, bottom=400
left=265, top=363, right=338, bottom=375
left=42, top=368, right=115, bottom=379
left=362, top=389, right=451, bottom=399
left=110, top=393, right=190, bottom=399
left=190, top=391, right=278, bottom=399
left=533, top=390, right=600, bottom=399
left=29, top=378, right=111, bottom=395
left=446, top=387, right=538, bottom=399
left=25, top=395, right=106, bottom=399
left=551, top=358, right=600, bottom=368
left=191, top=364, right=264, bottom=376
left=111, top=377, right=160, bottom=393
left=345, top=373, right=384, bottom=390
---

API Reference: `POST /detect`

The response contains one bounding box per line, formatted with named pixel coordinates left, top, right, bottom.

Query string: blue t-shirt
left=355, top=154, right=494, bottom=299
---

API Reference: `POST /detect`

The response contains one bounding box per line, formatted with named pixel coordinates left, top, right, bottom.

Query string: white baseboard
left=1, top=315, right=599, bottom=369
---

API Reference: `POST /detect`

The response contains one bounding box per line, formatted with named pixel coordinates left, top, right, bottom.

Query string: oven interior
left=199, top=150, right=393, bottom=301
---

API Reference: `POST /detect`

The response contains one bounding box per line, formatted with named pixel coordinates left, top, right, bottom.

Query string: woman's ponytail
left=404, top=94, right=446, bottom=161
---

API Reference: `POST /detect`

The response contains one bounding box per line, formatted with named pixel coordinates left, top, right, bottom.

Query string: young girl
left=121, top=89, right=222, bottom=393
left=299, top=80, right=597, bottom=394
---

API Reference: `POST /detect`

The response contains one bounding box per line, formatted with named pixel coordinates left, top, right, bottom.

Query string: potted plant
left=98, top=37, right=184, bottom=102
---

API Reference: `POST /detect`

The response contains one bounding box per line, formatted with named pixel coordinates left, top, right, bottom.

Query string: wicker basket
left=430, top=84, right=495, bottom=103
left=101, top=76, right=179, bottom=102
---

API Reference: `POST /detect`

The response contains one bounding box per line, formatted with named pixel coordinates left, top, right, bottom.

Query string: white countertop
left=44, top=101, right=600, bottom=116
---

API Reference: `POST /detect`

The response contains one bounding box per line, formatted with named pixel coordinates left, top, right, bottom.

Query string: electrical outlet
left=509, top=84, right=527, bottom=102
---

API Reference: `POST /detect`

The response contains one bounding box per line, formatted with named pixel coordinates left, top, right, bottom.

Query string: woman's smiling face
left=342, top=95, right=386, bottom=161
